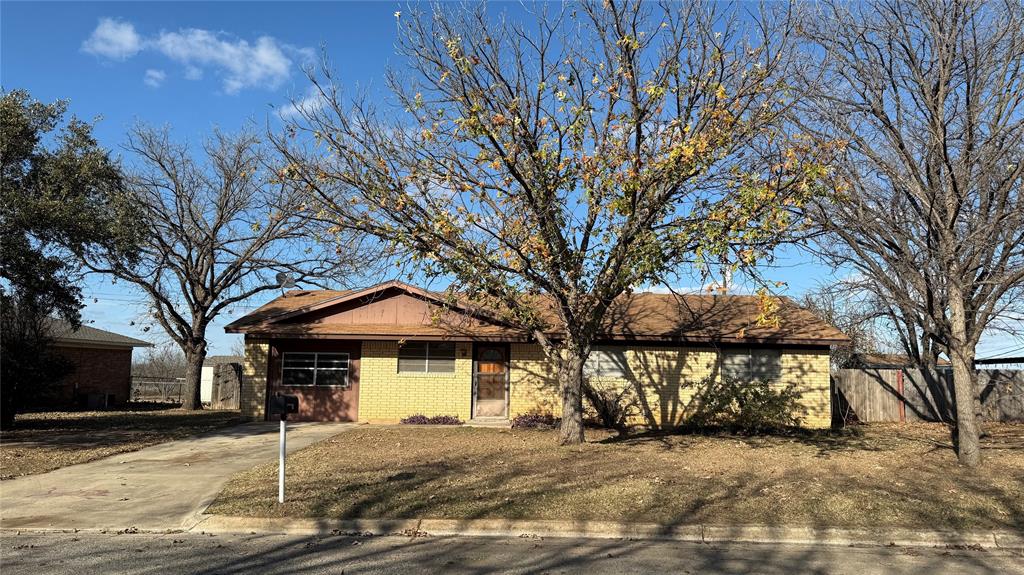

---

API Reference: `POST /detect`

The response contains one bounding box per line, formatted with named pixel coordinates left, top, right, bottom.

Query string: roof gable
left=225, top=281, right=511, bottom=338
left=280, top=289, right=450, bottom=327
left=267, top=281, right=451, bottom=325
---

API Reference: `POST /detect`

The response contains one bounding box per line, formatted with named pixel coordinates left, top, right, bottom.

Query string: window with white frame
left=397, top=341, right=456, bottom=373
left=721, top=348, right=781, bottom=382
left=281, top=352, right=350, bottom=387
left=584, top=347, right=630, bottom=378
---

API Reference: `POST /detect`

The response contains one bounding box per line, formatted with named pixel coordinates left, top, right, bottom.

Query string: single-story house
left=46, top=319, right=152, bottom=408
left=225, top=281, right=849, bottom=428
left=201, top=355, right=244, bottom=403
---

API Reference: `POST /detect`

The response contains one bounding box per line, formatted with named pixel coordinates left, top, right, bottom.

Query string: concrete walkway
left=0, top=422, right=352, bottom=531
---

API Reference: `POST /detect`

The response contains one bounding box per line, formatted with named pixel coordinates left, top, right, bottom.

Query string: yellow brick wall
left=508, top=344, right=832, bottom=429
left=240, top=338, right=270, bottom=420
left=779, top=348, right=832, bottom=428
left=508, top=343, right=561, bottom=416
left=242, top=337, right=832, bottom=428
left=357, top=340, right=474, bottom=422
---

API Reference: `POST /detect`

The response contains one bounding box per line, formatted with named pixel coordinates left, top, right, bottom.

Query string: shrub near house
left=225, top=281, right=848, bottom=428
left=400, top=414, right=464, bottom=425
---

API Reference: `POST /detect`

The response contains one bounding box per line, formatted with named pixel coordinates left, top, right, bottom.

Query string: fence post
left=897, top=369, right=906, bottom=423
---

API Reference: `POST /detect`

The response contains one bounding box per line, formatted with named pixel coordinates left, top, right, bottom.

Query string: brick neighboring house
left=45, top=319, right=152, bottom=408
left=226, top=281, right=850, bottom=428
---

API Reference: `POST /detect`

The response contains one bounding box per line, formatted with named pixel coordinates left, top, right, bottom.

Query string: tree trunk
left=948, top=296, right=980, bottom=466
left=558, top=349, right=586, bottom=445
left=0, top=388, right=15, bottom=430
left=950, top=349, right=980, bottom=466
left=181, top=344, right=207, bottom=411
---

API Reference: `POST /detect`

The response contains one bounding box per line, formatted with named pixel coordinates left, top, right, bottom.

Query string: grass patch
left=0, top=407, right=243, bottom=479
left=207, top=423, right=1024, bottom=531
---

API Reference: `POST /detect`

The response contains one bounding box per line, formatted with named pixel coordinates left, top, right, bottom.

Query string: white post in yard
left=278, top=417, right=286, bottom=503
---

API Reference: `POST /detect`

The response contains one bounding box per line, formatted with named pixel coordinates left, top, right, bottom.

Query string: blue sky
left=3, top=1, right=405, bottom=354
left=3, top=1, right=1021, bottom=359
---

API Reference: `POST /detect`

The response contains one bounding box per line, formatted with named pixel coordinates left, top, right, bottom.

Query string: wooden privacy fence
left=832, top=368, right=1024, bottom=423
left=209, top=363, right=241, bottom=410
left=131, top=366, right=240, bottom=409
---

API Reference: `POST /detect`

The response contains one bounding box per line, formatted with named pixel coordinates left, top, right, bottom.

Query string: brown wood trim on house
left=239, top=281, right=508, bottom=331
left=241, top=331, right=847, bottom=347
left=242, top=332, right=514, bottom=341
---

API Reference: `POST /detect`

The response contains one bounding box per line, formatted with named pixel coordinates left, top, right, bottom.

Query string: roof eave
left=228, top=326, right=849, bottom=347
left=53, top=338, right=153, bottom=349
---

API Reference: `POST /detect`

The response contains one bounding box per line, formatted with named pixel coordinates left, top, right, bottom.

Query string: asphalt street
left=2, top=530, right=1021, bottom=575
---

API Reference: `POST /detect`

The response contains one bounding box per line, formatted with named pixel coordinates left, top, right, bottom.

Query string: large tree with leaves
left=84, top=126, right=366, bottom=410
left=797, top=0, right=1024, bottom=465
left=0, top=90, right=135, bottom=427
left=276, top=1, right=837, bottom=443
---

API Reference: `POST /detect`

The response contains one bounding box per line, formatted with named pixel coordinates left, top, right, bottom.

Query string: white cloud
left=153, top=29, right=295, bottom=94
left=81, top=18, right=141, bottom=60
left=81, top=18, right=312, bottom=94
left=278, top=87, right=326, bottom=120
left=143, top=69, right=166, bottom=88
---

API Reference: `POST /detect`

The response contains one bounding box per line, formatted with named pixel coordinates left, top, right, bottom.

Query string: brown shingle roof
left=225, top=289, right=352, bottom=331
left=46, top=318, right=152, bottom=348
left=594, top=292, right=848, bottom=344
left=226, top=282, right=849, bottom=345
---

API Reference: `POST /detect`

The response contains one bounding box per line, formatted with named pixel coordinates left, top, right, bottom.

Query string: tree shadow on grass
left=597, top=421, right=886, bottom=459
left=207, top=425, right=1024, bottom=534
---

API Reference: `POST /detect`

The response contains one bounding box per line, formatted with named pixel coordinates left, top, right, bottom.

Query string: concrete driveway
left=0, top=422, right=352, bottom=531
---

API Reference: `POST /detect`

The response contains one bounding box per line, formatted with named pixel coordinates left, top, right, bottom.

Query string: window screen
left=584, top=347, right=630, bottom=378
left=281, top=352, right=350, bottom=387
left=721, top=348, right=781, bottom=382
left=398, top=341, right=456, bottom=373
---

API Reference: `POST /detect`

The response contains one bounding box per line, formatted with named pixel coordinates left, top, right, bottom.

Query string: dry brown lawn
left=207, top=423, right=1024, bottom=531
left=0, top=408, right=243, bottom=479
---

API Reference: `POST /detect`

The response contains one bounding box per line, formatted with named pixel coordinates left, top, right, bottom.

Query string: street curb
left=193, top=515, right=1024, bottom=551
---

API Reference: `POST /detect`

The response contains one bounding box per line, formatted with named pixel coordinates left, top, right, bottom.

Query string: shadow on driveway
left=0, top=422, right=353, bottom=531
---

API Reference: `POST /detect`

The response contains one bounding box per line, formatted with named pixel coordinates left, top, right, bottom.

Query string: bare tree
left=229, top=337, right=246, bottom=359
left=274, top=2, right=839, bottom=443
left=84, top=126, right=367, bottom=409
left=132, top=344, right=187, bottom=380
left=797, top=0, right=1024, bottom=465
left=800, top=284, right=896, bottom=370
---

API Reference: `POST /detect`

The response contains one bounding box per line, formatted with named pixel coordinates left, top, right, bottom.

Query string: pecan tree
left=276, top=1, right=837, bottom=443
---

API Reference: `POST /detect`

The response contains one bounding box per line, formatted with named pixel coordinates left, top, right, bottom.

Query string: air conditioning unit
left=84, top=392, right=110, bottom=409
